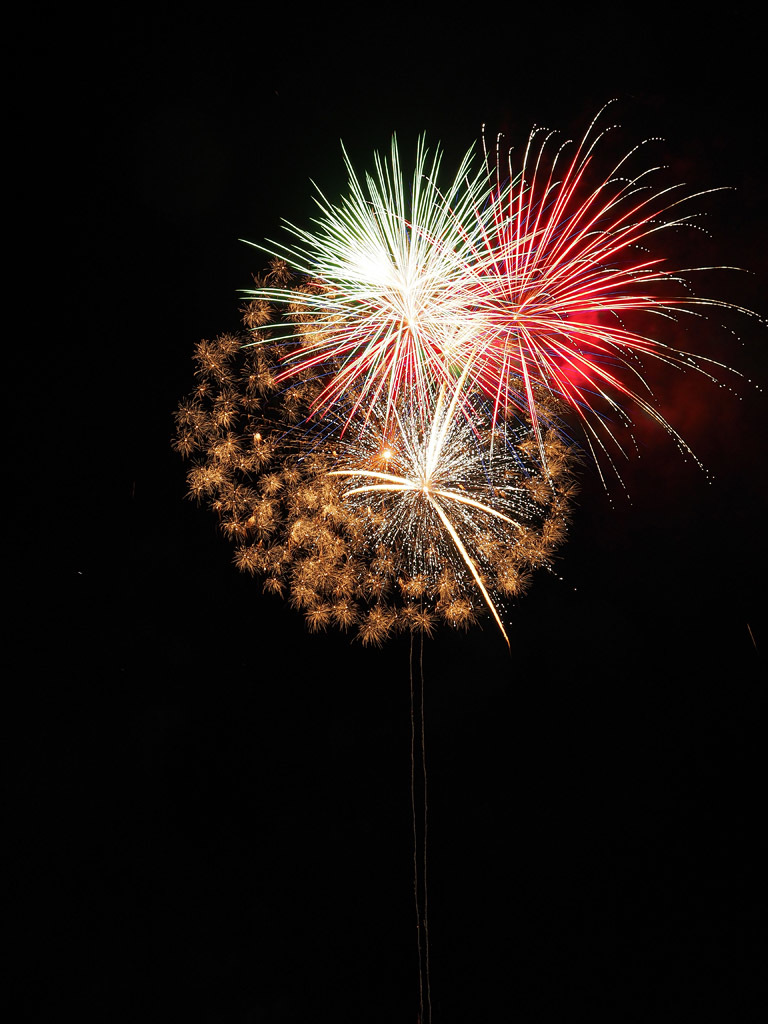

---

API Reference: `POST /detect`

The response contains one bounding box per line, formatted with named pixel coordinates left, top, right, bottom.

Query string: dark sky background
left=18, top=8, right=766, bottom=1023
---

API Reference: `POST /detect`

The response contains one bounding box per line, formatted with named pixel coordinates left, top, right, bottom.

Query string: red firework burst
left=466, top=104, right=754, bottom=476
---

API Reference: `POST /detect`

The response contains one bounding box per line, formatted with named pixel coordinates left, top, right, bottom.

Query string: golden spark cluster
left=174, top=265, right=579, bottom=645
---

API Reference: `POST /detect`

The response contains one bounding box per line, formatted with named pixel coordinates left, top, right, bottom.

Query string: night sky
left=17, top=9, right=766, bottom=1023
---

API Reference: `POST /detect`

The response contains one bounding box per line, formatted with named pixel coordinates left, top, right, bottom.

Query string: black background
left=16, top=7, right=766, bottom=1022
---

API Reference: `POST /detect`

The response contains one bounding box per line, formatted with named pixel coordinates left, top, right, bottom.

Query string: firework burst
left=464, top=104, right=757, bottom=478
left=174, top=308, right=578, bottom=645
left=174, top=108, right=757, bottom=640
left=241, top=136, right=494, bottom=426
left=326, top=375, right=568, bottom=645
